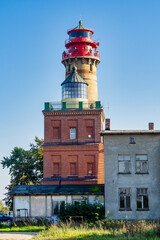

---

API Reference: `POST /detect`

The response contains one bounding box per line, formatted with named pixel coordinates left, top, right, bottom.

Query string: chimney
left=148, top=122, right=154, bottom=130
left=105, top=118, right=110, bottom=130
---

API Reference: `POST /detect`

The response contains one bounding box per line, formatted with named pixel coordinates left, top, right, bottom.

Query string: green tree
left=0, top=201, right=9, bottom=214
left=1, top=137, right=44, bottom=208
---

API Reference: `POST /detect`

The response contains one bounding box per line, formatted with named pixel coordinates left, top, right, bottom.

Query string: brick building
left=11, top=21, right=105, bottom=220
left=41, top=21, right=105, bottom=185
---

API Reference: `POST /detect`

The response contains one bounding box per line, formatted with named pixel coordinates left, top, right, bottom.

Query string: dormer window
left=130, top=137, right=136, bottom=144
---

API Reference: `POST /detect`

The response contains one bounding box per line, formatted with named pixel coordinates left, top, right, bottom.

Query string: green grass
left=33, top=221, right=160, bottom=240
left=0, top=225, right=45, bottom=232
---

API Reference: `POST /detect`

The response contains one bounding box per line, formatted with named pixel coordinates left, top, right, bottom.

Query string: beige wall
left=62, top=57, right=100, bottom=102
left=13, top=194, right=104, bottom=219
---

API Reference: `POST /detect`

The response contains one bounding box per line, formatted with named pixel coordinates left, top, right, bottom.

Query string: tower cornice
left=43, top=109, right=104, bottom=117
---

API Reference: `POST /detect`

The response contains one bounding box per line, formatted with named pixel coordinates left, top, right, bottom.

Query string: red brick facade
left=41, top=109, right=104, bottom=185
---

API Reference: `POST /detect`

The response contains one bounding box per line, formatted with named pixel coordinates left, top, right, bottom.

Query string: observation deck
left=62, top=49, right=100, bottom=60
left=43, top=101, right=102, bottom=111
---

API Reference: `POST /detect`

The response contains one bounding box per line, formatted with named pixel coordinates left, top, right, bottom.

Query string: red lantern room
left=62, top=20, right=100, bottom=60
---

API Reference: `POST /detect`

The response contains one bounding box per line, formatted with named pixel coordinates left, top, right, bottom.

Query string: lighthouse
left=42, top=22, right=104, bottom=185
left=62, top=20, right=100, bottom=103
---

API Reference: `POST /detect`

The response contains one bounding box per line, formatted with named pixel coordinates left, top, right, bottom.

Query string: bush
left=58, top=203, right=105, bottom=222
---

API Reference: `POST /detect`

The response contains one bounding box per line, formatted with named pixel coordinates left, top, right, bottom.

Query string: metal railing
left=44, top=101, right=102, bottom=111
left=62, top=50, right=100, bottom=60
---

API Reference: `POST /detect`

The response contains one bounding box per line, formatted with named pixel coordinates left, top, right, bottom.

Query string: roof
left=100, top=130, right=160, bottom=136
left=10, top=184, right=104, bottom=196
left=67, top=21, right=94, bottom=34
left=61, top=66, right=88, bottom=86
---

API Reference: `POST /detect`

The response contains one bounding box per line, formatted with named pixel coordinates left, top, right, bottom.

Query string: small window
left=90, top=64, right=93, bottom=72
left=118, top=155, right=131, bottom=173
left=136, top=155, right=148, bottom=173
left=137, top=188, right=149, bottom=210
left=119, top=188, right=131, bottom=210
left=130, top=137, right=135, bottom=144
left=70, top=128, right=76, bottom=140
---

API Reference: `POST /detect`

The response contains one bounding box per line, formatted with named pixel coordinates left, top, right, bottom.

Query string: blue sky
left=1, top=0, right=160, bottom=201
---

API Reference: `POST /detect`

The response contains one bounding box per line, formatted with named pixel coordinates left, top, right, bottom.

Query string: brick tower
left=42, top=21, right=104, bottom=185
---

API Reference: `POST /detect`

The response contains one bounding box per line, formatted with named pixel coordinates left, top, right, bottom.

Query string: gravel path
left=0, top=232, right=38, bottom=240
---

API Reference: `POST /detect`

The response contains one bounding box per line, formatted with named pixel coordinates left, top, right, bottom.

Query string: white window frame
left=136, top=154, right=148, bottom=173
left=118, top=154, right=131, bottom=173
left=70, top=128, right=76, bottom=140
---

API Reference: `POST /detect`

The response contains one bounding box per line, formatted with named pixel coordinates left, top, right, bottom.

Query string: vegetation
left=1, top=137, right=44, bottom=208
left=0, top=217, right=50, bottom=232
left=58, top=202, right=105, bottom=222
left=0, top=201, right=9, bottom=214
left=33, top=220, right=160, bottom=240
left=0, top=225, right=45, bottom=232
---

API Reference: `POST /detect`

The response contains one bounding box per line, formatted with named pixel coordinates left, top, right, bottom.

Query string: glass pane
left=119, top=161, right=130, bottom=173
left=143, top=196, right=148, bottom=208
left=60, top=201, right=65, bottom=214
left=124, top=155, right=130, bottom=160
left=124, top=161, right=130, bottom=172
left=119, top=162, right=125, bottom=172
left=70, top=128, right=76, bottom=140
left=137, top=196, right=142, bottom=209
left=118, top=155, right=130, bottom=161
left=53, top=201, right=58, bottom=215
left=120, top=196, right=124, bottom=208
left=142, top=161, right=148, bottom=172
left=126, top=196, right=130, bottom=209
left=136, top=155, right=148, bottom=160
left=136, top=161, right=141, bottom=172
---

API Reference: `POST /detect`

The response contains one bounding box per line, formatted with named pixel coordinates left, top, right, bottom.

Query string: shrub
left=58, top=203, right=105, bottom=222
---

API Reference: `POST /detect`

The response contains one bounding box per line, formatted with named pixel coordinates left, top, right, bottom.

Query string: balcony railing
left=44, top=101, right=102, bottom=111
left=62, top=49, right=100, bottom=60
left=65, top=37, right=97, bottom=46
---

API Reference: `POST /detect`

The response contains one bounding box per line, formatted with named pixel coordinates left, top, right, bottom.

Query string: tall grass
left=33, top=220, right=160, bottom=240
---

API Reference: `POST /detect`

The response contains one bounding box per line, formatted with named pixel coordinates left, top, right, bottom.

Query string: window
left=130, top=137, right=136, bottom=144
left=118, top=155, right=131, bottom=173
left=87, top=163, right=94, bottom=175
left=52, top=201, right=65, bottom=215
left=136, top=155, right=148, bottom=173
left=53, top=163, right=60, bottom=176
left=70, top=128, right=76, bottom=140
left=119, top=188, right=131, bottom=210
left=70, top=163, right=77, bottom=175
left=137, top=188, right=149, bottom=210
left=62, top=83, right=88, bottom=100
left=90, top=64, right=93, bottom=72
